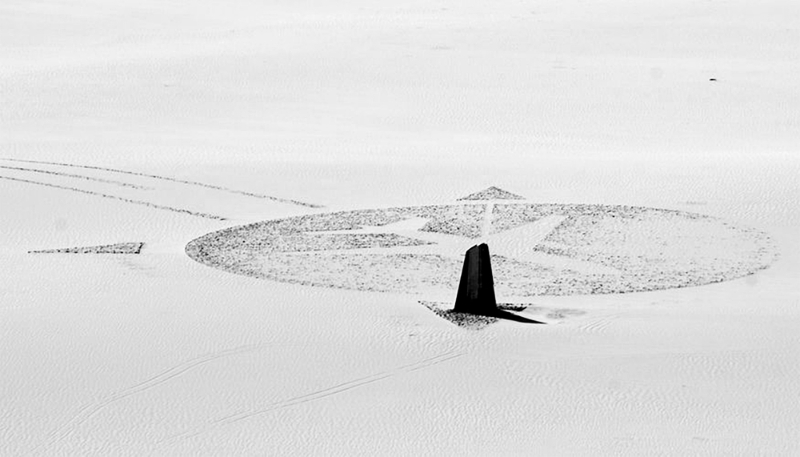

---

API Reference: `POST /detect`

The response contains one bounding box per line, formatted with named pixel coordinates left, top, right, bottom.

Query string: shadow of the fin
left=419, top=301, right=545, bottom=330
left=490, top=309, right=546, bottom=324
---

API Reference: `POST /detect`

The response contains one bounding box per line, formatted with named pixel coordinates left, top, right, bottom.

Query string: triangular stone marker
left=29, top=242, right=144, bottom=254
left=457, top=186, right=524, bottom=201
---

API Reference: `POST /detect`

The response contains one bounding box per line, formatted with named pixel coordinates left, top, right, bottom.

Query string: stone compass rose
left=186, top=187, right=777, bottom=298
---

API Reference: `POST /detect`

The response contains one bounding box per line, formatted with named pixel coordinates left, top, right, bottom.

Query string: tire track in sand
left=30, top=344, right=269, bottom=455
left=153, top=350, right=464, bottom=452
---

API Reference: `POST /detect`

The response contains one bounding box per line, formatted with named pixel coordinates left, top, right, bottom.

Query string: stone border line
left=0, top=175, right=226, bottom=220
left=0, top=164, right=152, bottom=190
left=1, top=158, right=324, bottom=209
left=29, top=242, right=145, bottom=254
left=185, top=203, right=778, bottom=296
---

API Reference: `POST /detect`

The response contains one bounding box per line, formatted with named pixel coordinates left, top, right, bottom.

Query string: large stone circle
left=185, top=203, right=777, bottom=296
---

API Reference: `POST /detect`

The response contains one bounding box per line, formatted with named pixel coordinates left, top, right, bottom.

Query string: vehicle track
left=30, top=344, right=269, bottom=455
left=153, top=350, right=464, bottom=452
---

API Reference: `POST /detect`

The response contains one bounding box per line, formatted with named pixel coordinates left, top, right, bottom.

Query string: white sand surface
left=2, top=1, right=799, bottom=455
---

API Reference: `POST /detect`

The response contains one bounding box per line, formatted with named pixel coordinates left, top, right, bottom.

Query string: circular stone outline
left=185, top=203, right=778, bottom=296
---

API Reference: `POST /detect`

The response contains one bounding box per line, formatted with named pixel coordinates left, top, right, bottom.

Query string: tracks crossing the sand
left=152, top=350, right=464, bottom=453
left=0, top=158, right=325, bottom=221
left=0, top=174, right=227, bottom=220
left=29, top=344, right=272, bottom=455
left=30, top=347, right=463, bottom=455
left=1, top=158, right=323, bottom=209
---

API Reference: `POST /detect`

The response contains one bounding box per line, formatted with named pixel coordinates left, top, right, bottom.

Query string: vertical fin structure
left=454, top=243, right=497, bottom=315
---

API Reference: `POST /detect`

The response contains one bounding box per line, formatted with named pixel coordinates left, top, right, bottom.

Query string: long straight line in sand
left=153, top=351, right=464, bottom=452
left=30, top=344, right=267, bottom=455
left=0, top=175, right=226, bottom=220
left=1, top=158, right=323, bottom=208
left=0, top=164, right=152, bottom=190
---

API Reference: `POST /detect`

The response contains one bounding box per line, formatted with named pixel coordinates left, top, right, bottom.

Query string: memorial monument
left=454, top=243, right=498, bottom=315
left=453, top=243, right=544, bottom=324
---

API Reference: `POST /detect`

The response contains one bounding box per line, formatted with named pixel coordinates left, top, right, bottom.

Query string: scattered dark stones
left=29, top=242, right=144, bottom=254
left=458, top=186, right=525, bottom=201
left=1, top=157, right=322, bottom=208
left=419, top=204, right=484, bottom=238
left=186, top=202, right=778, bottom=296
left=0, top=175, right=226, bottom=220
left=420, top=301, right=574, bottom=329
left=0, top=164, right=151, bottom=190
left=420, top=301, right=498, bottom=330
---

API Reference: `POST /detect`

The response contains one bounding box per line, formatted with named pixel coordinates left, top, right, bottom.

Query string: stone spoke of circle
left=485, top=214, right=619, bottom=275
left=29, top=242, right=144, bottom=254
left=282, top=210, right=620, bottom=276
left=488, top=214, right=568, bottom=247
left=313, top=211, right=610, bottom=275
left=311, top=216, right=478, bottom=257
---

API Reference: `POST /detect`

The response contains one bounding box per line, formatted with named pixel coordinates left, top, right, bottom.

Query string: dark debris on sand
left=29, top=242, right=144, bottom=254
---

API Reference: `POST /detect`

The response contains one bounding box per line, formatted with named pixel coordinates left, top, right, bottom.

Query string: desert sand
left=1, top=1, right=799, bottom=455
